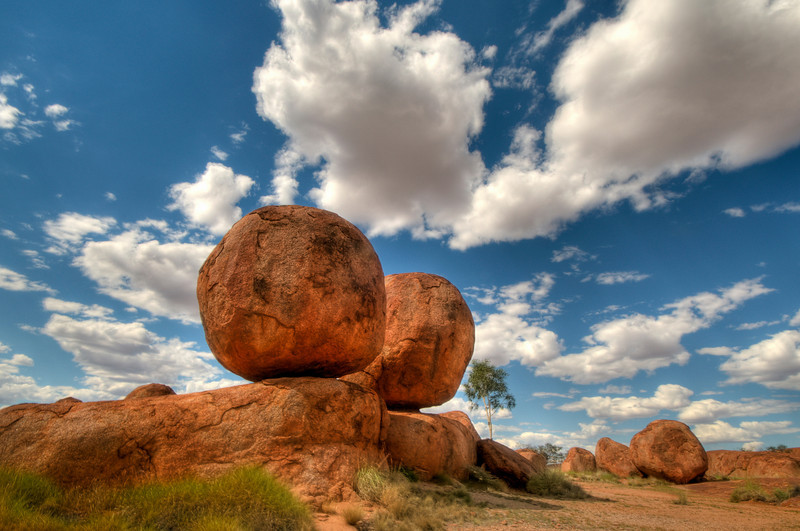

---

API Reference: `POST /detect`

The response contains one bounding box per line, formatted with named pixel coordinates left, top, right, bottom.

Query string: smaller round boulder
left=344, top=273, right=474, bottom=409
left=630, top=419, right=708, bottom=484
left=595, top=437, right=642, bottom=478
left=561, top=447, right=597, bottom=473
left=125, top=383, right=176, bottom=400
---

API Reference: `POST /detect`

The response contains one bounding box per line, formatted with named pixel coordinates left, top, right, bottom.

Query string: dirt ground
left=315, top=477, right=800, bottom=530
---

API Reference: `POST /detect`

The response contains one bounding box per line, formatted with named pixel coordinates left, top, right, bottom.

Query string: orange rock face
left=383, top=410, right=479, bottom=480
left=561, top=447, right=597, bottom=473
left=630, top=420, right=708, bottom=484
left=705, top=449, right=800, bottom=479
left=344, top=272, right=474, bottom=409
left=0, top=378, right=388, bottom=503
left=477, top=439, right=539, bottom=489
left=124, top=383, right=176, bottom=400
left=197, top=206, right=386, bottom=381
left=595, top=437, right=642, bottom=478
left=515, top=449, right=547, bottom=474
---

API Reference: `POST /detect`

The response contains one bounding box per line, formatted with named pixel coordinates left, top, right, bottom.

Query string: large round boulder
left=343, top=272, right=474, bottom=409
left=630, top=420, right=708, bottom=484
left=561, top=447, right=597, bottom=473
left=595, top=437, right=642, bottom=478
left=197, top=206, right=386, bottom=381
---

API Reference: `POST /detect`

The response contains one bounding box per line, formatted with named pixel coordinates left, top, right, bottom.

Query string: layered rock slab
left=383, top=410, right=479, bottom=481
left=705, top=449, right=800, bottom=479
left=477, top=439, right=539, bottom=489
left=595, top=437, right=642, bottom=478
left=0, top=378, right=387, bottom=503
left=561, top=447, right=597, bottom=473
left=344, top=272, right=474, bottom=409
left=197, top=205, right=386, bottom=381
left=630, top=419, right=708, bottom=484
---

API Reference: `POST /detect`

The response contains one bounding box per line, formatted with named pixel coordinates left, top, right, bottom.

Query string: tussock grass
left=730, top=481, right=770, bottom=503
left=340, top=503, right=364, bottom=525
left=0, top=466, right=313, bottom=530
left=526, top=469, right=589, bottom=499
left=566, top=470, right=621, bottom=484
left=465, top=465, right=508, bottom=492
left=353, top=465, right=479, bottom=530
left=730, top=481, right=800, bottom=504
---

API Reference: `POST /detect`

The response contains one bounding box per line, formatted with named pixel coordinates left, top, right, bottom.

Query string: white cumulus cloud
left=559, top=384, right=694, bottom=421
left=693, top=420, right=799, bottom=444
left=253, top=0, right=490, bottom=239
left=0, top=266, right=53, bottom=294
left=168, top=162, right=254, bottom=236
left=43, top=212, right=117, bottom=255
left=74, top=228, right=214, bottom=324
left=537, top=278, right=772, bottom=383
left=709, top=330, right=800, bottom=391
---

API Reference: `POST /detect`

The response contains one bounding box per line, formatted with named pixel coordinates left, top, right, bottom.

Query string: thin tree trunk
left=483, top=394, right=493, bottom=439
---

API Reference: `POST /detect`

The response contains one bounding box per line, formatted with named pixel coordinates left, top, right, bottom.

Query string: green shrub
left=526, top=469, right=589, bottom=499
left=729, top=481, right=770, bottom=503
left=772, top=485, right=800, bottom=503
left=0, top=466, right=313, bottom=530
left=465, top=466, right=507, bottom=492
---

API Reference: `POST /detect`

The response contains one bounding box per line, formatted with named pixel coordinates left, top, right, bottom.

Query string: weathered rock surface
left=705, top=449, right=800, bottom=479
left=343, top=273, right=474, bottom=409
left=125, top=383, right=176, bottom=400
left=630, top=420, right=708, bottom=484
left=197, top=205, right=386, bottom=381
left=561, top=447, right=597, bottom=473
left=0, top=378, right=388, bottom=503
left=477, top=439, right=538, bottom=489
left=384, top=410, right=478, bottom=481
left=515, top=449, right=547, bottom=474
left=595, top=437, right=642, bottom=478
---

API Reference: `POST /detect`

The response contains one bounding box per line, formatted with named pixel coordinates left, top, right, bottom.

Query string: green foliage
left=565, top=470, right=621, bottom=484
left=729, top=481, right=770, bottom=503
left=766, top=444, right=789, bottom=453
left=0, top=466, right=313, bottom=530
left=465, top=466, right=508, bottom=492
left=463, top=360, right=515, bottom=439
left=772, top=485, right=800, bottom=502
left=529, top=443, right=566, bottom=465
left=526, top=469, right=589, bottom=499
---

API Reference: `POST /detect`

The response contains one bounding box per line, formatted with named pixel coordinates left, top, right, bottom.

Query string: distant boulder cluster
left=561, top=419, right=800, bottom=483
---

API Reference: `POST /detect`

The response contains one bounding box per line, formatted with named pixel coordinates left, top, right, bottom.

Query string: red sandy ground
left=316, top=477, right=800, bottom=530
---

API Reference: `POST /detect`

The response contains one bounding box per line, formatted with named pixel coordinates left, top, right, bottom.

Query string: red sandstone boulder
left=595, top=437, right=642, bottom=478
left=561, top=447, right=597, bottom=473
left=515, top=449, right=547, bottom=474
left=124, top=383, right=176, bottom=400
left=477, top=439, right=538, bottom=489
left=630, top=420, right=708, bottom=484
left=705, top=449, right=800, bottom=479
left=384, top=410, right=478, bottom=481
left=344, top=273, right=474, bottom=409
left=0, top=378, right=387, bottom=503
left=197, top=206, right=386, bottom=381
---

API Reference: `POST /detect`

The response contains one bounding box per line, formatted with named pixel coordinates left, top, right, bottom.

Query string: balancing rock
left=197, top=205, right=386, bottom=381
left=343, top=272, right=474, bottom=409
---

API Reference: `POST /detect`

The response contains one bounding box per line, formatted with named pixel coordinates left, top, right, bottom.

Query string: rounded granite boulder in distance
left=630, top=419, right=708, bottom=484
left=197, top=205, right=386, bottom=381
left=344, top=272, right=474, bottom=409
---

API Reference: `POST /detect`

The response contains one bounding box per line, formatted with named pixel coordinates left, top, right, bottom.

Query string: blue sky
left=1, top=0, right=799, bottom=453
